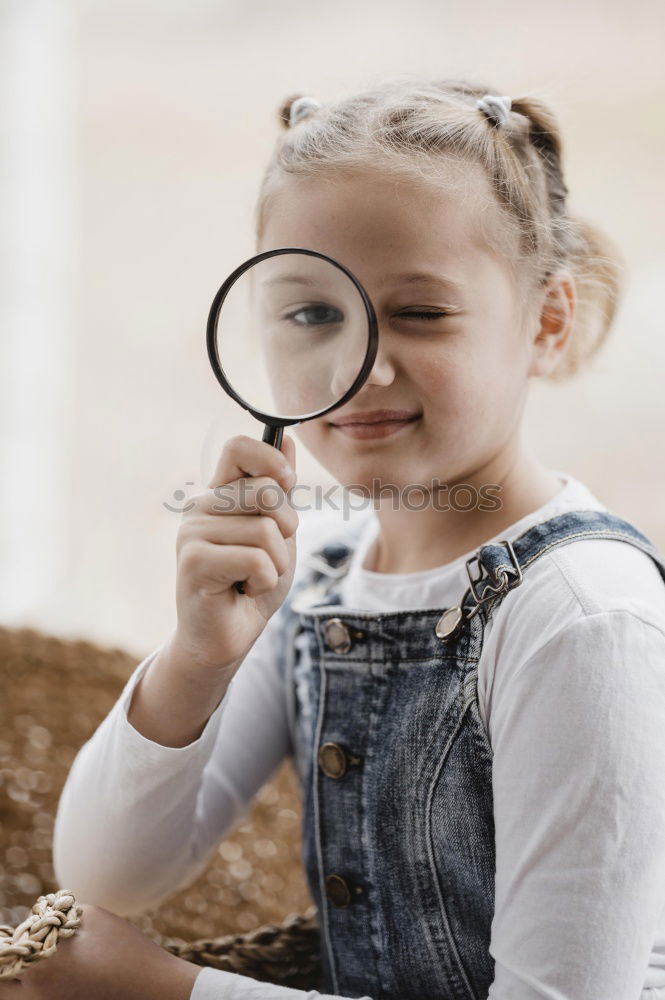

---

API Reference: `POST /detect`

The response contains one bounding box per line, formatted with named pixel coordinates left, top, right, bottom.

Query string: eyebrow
left=260, top=275, right=326, bottom=287
left=260, top=272, right=466, bottom=289
left=379, top=272, right=466, bottom=289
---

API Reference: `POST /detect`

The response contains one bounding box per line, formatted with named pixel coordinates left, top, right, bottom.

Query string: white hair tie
left=476, top=94, right=512, bottom=128
left=289, top=96, right=322, bottom=127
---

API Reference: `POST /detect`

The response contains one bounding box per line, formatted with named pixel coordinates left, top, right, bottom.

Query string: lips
left=329, top=409, right=421, bottom=440
left=329, top=409, right=420, bottom=426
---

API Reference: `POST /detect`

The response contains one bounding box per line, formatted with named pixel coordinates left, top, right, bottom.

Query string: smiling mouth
left=332, top=415, right=421, bottom=426
left=329, top=410, right=421, bottom=439
left=329, top=409, right=421, bottom=425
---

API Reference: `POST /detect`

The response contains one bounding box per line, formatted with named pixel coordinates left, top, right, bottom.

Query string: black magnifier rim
left=206, top=247, right=379, bottom=427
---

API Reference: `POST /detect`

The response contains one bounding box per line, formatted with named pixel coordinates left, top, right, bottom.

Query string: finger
left=185, top=478, right=299, bottom=538
left=182, top=541, right=280, bottom=597
left=183, top=514, right=291, bottom=577
left=207, top=435, right=296, bottom=493
left=279, top=433, right=297, bottom=479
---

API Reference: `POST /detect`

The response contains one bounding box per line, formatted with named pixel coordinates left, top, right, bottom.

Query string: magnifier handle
left=234, top=423, right=285, bottom=595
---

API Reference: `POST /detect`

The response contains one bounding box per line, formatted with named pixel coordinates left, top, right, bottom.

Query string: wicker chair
left=0, top=625, right=322, bottom=989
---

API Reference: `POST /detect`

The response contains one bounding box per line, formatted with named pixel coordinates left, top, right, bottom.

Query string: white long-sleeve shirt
left=53, top=470, right=665, bottom=1000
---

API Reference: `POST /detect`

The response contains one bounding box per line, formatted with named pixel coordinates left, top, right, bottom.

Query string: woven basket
left=0, top=625, right=322, bottom=989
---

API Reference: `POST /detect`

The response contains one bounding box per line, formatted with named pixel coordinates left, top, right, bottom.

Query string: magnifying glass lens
left=214, top=252, right=372, bottom=420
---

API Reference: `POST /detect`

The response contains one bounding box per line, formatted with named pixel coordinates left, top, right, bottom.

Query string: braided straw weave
left=0, top=888, right=83, bottom=980
left=0, top=889, right=321, bottom=986
left=163, top=904, right=321, bottom=982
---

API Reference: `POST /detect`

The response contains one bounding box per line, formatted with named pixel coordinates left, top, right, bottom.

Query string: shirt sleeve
left=52, top=609, right=292, bottom=917
left=487, top=609, right=665, bottom=1000
left=190, top=967, right=373, bottom=1000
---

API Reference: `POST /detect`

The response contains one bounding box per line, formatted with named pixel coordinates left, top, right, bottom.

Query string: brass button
left=317, top=741, right=362, bottom=778
left=322, top=618, right=352, bottom=654
left=325, top=873, right=361, bottom=907
left=318, top=741, right=348, bottom=778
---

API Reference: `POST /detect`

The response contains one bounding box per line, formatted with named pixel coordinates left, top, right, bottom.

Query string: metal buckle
left=464, top=539, right=523, bottom=617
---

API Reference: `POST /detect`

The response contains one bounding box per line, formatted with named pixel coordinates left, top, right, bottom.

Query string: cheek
left=294, top=420, right=328, bottom=454
left=411, top=345, right=484, bottom=409
left=412, top=334, right=525, bottom=435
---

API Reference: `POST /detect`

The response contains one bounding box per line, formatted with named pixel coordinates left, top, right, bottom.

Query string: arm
left=51, top=505, right=353, bottom=918
left=0, top=902, right=201, bottom=1000
left=125, top=631, right=243, bottom=748
left=0, top=902, right=375, bottom=1000
left=487, top=610, right=665, bottom=999
left=52, top=610, right=291, bottom=916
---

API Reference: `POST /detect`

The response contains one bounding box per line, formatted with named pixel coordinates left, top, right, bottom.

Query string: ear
left=527, top=268, right=576, bottom=378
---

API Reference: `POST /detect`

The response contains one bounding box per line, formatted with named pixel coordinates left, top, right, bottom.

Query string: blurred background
left=1, top=0, right=664, bottom=658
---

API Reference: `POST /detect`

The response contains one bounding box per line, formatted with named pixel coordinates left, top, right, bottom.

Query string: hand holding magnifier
left=207, top=247, right=378, bottom=593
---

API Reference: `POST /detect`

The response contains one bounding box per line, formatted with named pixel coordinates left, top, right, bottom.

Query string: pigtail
left=509, top=96, right=628, bottom=378
left=549, top=214, right=628, bottom=380
left=509, top=96, right=569, bottom=218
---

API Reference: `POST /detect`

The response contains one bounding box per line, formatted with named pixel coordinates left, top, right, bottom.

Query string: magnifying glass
left=206, top=246, right=379, bottom=592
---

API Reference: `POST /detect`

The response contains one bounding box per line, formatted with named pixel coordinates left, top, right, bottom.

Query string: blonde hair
left=254, top=78, right=627, bottom=380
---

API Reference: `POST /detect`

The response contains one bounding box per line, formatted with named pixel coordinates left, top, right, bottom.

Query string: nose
left=329, top=331, right=396, bottom=399
left=330, top=356, right=364, bottom=400
left=362, top=333, right=396, bottom=388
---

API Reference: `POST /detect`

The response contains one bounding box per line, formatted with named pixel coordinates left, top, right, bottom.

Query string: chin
left=339, top=470, right=412, bottom=499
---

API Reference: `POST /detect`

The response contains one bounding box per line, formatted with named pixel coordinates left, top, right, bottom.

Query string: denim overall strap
left=444, top=508, right=665, bottom=645
left=273, top=508, right=665, bottom=1000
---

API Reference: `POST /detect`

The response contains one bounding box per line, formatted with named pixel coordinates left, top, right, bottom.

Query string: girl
left=45, top=78, right=665, bottom=1000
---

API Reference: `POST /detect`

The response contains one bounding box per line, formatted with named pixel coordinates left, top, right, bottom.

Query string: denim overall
left=274, top=509, right=665, bottom=1000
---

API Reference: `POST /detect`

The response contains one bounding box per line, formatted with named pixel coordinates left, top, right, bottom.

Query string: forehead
left=258, top=161, right=509, bottom=277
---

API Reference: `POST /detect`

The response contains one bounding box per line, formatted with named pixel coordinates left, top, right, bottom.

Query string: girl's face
left=257, top=164, right=541, bottom=497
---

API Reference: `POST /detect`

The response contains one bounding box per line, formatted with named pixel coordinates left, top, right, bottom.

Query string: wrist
left=165, top=630, right=240, bottom=679
left=126, top=636, right=234, bottom=748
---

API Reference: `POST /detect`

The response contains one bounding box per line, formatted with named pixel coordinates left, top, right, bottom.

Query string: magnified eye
left=283, top=303, right=345, bottom=328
